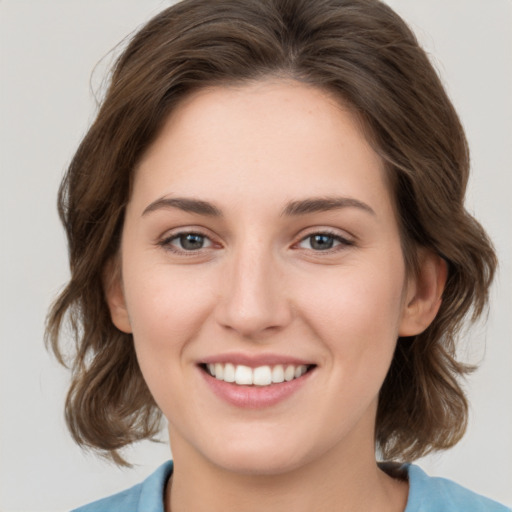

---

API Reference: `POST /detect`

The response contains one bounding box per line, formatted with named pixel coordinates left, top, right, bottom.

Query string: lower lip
left=200, top=367, right=314, bottom=409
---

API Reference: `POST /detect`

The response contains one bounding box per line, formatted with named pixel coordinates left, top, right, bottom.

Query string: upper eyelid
left=301, top=232, right=348, bottom=242
left=295, top=233, right=353, bottom=249
left=295, top=227, right=355, bottom=242
left=159, top=226, right=216, bottom=241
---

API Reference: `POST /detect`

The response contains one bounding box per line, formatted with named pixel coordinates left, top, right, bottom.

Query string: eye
left=297, top=232, right=352, bottom=251
left=164, top=232, right=213, bottom=252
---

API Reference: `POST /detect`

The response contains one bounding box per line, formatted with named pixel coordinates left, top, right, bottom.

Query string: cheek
left=122, top=267, right=217, bottom=418
left=296, top=259, right=406, bottom=367
left=294, top=266, right=406, bottom=431
left=122, top=263, right=215, bottom=362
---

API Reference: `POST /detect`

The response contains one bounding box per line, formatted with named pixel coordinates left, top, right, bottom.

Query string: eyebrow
left=142, top=197, right=222, bottom=217
left=281, top=197, right=375, bottom=217
left=142, top=195, right=375, bottom=218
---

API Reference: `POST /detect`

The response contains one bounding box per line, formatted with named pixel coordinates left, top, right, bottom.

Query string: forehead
left=132, top=79, right=393, bottom=217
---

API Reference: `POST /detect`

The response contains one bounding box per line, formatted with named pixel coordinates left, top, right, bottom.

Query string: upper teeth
left=207, top=363, right=308, bottom=386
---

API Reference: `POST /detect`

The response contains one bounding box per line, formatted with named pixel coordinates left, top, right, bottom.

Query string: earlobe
left=399, top=250, right=448, bottom=337
left=103, top=257, right=133, bottom=334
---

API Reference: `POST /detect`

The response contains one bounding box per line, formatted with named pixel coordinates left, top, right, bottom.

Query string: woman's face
left=109, top=80, right=425, bottom=474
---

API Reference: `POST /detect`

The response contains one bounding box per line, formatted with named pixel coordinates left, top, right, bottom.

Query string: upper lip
left=200, top=352, right=315, bottom=368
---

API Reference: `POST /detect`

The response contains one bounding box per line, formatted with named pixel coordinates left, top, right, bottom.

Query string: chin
left=213, top=451, right=304, bottom=476
left=202, top=434, right=313, bottom=476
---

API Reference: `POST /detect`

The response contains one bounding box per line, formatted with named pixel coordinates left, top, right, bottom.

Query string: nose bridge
left=216, top=235, right=291, bottom=337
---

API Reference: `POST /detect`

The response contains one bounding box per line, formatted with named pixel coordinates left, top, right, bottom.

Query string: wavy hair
left=46, top=0, right=497, bottom=465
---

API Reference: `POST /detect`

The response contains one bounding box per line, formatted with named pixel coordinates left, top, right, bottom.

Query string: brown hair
left=46, top=0, right=497, bottom=465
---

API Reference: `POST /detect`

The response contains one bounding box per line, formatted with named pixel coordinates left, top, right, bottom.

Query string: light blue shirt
left=72, top=461, right=510, bottom=511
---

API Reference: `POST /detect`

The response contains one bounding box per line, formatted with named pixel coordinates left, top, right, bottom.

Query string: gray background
left=1, top=1, right=511, bottom=510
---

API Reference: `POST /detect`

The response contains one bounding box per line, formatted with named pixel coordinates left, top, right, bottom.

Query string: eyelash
left=295, top=230, right=354, bottom=252
left=158, top=231, right=215, bottom=255
left=158, top=229, right=354, bottom=255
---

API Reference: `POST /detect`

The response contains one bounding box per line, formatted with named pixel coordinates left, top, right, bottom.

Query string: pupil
left=180, top=234, right=204, bottom=250
left=311, top=234, right=333, bottom=250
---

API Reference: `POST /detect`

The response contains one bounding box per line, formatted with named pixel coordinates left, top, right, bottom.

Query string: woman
left=46, top=0, right=508, bottom=510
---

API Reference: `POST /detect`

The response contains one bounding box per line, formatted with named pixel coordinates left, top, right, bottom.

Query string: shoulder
left=405, top=464, right=510, bottom=512
left=71, top=460, right=173, bottom=512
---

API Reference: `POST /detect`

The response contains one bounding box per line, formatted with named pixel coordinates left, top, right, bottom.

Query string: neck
left=166, top=427, right=408, bottom=512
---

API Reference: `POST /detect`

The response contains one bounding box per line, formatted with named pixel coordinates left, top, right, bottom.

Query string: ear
left=399, top=249, right=447, bottom=337
left=103, top=257, right=132, bottom=334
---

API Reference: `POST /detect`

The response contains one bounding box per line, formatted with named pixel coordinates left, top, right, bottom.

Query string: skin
left=106, top=79, right=446, bottom=512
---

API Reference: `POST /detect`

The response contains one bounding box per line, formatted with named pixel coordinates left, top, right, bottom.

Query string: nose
left=215, top=242, right=293, bottom=339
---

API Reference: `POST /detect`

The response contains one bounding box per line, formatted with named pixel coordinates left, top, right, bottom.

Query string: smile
left=205, top=363, right=311, bottom=386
